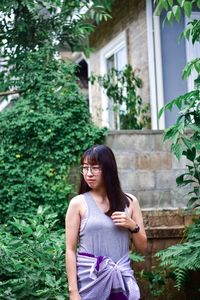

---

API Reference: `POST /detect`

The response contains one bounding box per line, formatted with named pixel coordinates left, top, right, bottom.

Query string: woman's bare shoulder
left=125, top=192, right=138, bottom=205
left=67, top=194, right=86, bottom=215
left=67, top=194, right=85, bottom=209
left=125, top=193, right=143, bottom=219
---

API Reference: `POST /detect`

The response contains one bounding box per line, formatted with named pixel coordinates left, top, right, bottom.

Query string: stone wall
left=89, top=0, right=150, bottom=126
left=135, top=209, right=197, bottom=300
left=106, top=130, right=189, bottom=209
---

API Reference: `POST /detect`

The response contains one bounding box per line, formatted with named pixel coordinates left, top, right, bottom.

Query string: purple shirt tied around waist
left=77, top=252, right=140, bottom=300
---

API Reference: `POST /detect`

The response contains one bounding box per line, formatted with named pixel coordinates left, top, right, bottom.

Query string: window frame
left=185, top=11, right=200, bottom=91
left=147, top=0, right=200, bottom=129
left=100, top=31, right=128, bottom=129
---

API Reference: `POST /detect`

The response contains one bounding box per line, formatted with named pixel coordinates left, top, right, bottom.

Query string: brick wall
left=89, top=0, right=150, bottom=126
left=135, top=209, right=198, bottom=300
left=106, top=130, right=189, bottom=209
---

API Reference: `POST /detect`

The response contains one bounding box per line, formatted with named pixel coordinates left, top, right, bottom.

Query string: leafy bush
left=90, top=64, right=151, bottom=130
left=159, top=89, right=200, bottom=208
left=155, top=0, right=200, bottom=295
left=157, top=1, right=200, bottom=209
left=129, top=251, right=144, bottom=263
left=0, top=2, right=111, bottom=299
left=156, top=0, right=200, bottom=212
left=0, top=46, right=106, bottom=223
left=0, top=0, right=111, bottom=223
left=155, top=211, right=200, bottom=291
left=0, top=0, right=113, bottom=64
left=140, top=269, right=166, bottom=298
left=0, top=206, right=67, bottom=299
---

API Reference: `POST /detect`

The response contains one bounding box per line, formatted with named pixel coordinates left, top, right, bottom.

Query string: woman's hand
left=111, top=211, right=136, bottom=230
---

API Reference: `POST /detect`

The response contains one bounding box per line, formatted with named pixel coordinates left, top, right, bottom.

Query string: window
left=100, top=31, right=127, bottom=129
left=147, top=0, right=200, bottom=129
left=186, top=12, right=200, bottom=91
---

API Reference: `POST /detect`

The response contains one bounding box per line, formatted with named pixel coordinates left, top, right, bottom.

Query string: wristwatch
left=129, top=224, right=140, bottom=233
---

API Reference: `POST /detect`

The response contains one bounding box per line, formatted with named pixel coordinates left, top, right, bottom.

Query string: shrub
left=155, top=0, right=200, bottom=295
left=0, top=46, right=106, bottom=223
left=90, top=65, right=151, bottom=130
left=0, top=206, right=67, bottom=299
left=155, top=211, right=200, bottom=291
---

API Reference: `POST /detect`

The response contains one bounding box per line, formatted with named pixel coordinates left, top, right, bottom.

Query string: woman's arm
left=111, top=194, right=147, bottom=253
left=128, top=194, right=147, bottom=253
left=65, top=196, right=82, bottom=300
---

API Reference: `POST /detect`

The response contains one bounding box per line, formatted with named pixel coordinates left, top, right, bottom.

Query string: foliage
left=90, top=65, right=151, bottom=129
left=158, top=89, right=200, bottom=208
left=0, top=1, right=110, bottom=299
left=141, top=269, right=166, bottom=298
left=155, top=0, right=199, bottom=24
left=0, top=46, right=106, bottom=224
left=0, top=206, right=68, bottom=299
left=0, top=0, right=109, bottom=225
left=156, top=0, right=200, bottom=209
left=0, top=0, right=113, bottom=62
left=155, top=211, right=200, bottom=291
left=129, top=251, right=145, bottom=263
left=155, top=0, right=200, bottom=295
left=155, top=1, right=200, bottom=75
left=0, top=0, right=114, bottom=98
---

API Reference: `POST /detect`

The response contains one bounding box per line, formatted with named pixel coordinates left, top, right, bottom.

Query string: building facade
left=85, top=0, right=200, bottom=129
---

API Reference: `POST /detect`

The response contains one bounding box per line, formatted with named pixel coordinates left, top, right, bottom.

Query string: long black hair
left=79, top=144, right=130, bottom=216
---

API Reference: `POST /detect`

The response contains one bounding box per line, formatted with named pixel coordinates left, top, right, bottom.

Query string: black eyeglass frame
left=80, top=166, right=102, bottom=176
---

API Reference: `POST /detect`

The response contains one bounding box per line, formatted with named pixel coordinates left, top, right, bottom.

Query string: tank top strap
left=83, top=192, right=99, bottom=214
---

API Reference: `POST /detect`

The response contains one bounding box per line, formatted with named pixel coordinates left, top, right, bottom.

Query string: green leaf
left=182, top=136, right=193, bottom=149
left=187, top=124, right=200, bottom=133
left=179, top=179, right=197, bottom=186
left=155, top=1, right=164, bottom=15
left=176, top=96, right=183, bottom=110
left=172, top=5, right=181, bottom=22
left=188, top=197, right=199, bottom=208
left=163, top=125, right=177, bottom=142
left=185, top=147, right=196, bottom=162
left=194, top=141, right=200, bottom=151
left=165, top=100, right=175, bottom=111
left=129, top=251, right=145, bottom=262
left=167, top=11, right=174, bottom=24
left=55, top=296, right=65, bottom=300
left=168, top=0, right=174, bottom=7
left=177, top=0, right=183, bottom=6
left=45, top=274, right=56, bottom=287
left=184, top=27, right=191, bottom=41
left=184, top=1, right=192, bottom=18
left=172, top=132, right=179, bottom=144
left=162, top=0, right=169, bottom=10
left=158, top=106, right=165, bottom=119
left=171, top=143, right=183, bottom=160
left=176, top=174, right=185, bottom=185
left=178, top=31, right=184, bottom=43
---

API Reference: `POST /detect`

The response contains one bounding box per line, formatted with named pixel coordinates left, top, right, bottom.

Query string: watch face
left=130, top=224, right=140, bottom=233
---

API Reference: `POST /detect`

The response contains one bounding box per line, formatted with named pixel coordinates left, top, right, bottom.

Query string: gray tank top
left=79, top=192, right=130, bottom=263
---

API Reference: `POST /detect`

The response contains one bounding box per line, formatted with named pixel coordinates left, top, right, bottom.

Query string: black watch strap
left=129, top=224, right=140, bottom=233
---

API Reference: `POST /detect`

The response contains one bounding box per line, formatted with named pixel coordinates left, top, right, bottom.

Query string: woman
left=65, top=144, right=147, bottom=300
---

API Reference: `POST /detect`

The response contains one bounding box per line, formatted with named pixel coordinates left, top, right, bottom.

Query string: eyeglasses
left=81, top=166, right=102, bottom=176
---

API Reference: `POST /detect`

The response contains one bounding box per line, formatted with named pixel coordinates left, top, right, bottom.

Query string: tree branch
left=0, top=90, right=22, bottom=97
